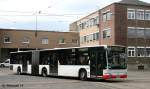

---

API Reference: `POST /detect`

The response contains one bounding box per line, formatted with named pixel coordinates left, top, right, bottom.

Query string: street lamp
left=34, top=11, right=41, bottom=37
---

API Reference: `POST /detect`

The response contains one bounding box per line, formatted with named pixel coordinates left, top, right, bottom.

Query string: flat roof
left=0, top=28, right=78, bottom=33
left=71, top=0, right=150, bottom=24
left=117, top=0, right=150, bottom=6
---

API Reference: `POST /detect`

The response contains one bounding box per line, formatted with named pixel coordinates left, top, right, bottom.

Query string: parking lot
left=0, top=68, right=150, bottom=89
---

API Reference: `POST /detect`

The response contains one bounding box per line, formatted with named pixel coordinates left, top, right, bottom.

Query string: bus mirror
left=58, top=60, right=60, bottom=65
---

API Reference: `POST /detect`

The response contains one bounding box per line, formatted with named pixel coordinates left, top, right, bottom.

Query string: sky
left=0, top=0, right=150, bottom=31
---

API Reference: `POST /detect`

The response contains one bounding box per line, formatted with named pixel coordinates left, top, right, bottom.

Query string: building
left=0, top=28, right=79, bottom=62
left=70, top=11, right=100, bottom=47
left=70, top=0, right=150, bottom=70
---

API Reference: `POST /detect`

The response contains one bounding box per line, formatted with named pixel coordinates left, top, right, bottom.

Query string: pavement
left=0, top=68, right=150, bottom=89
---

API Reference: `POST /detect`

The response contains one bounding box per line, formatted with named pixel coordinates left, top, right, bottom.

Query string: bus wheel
left=79, top=70, right=87, bottom=80
left=42, top=68, right=47, bottom=77
left=17, top=67, right=21, bottom=75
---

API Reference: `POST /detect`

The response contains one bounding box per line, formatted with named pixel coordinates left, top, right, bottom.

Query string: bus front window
left=108, top=51, right=127, bottom=69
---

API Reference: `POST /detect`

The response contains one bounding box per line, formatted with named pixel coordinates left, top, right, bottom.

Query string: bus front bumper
left=102, top=73, right=127, bottom=79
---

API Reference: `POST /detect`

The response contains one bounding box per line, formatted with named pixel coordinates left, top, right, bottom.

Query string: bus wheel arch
left=78, top=68, right=87, bottom=80
left=17, top=66, right=21, bottom=75
left=41, top=67, right=47, bottom=77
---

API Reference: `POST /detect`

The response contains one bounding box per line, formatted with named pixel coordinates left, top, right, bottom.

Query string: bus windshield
left=107, top=47, right=127, bottom=69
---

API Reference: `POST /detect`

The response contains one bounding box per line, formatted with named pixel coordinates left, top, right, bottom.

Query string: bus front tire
left=17, top=67, right=21, bottom=75
left=79, top=70, right=87, bottom=80
left=42, top=68, right=47, bottom=77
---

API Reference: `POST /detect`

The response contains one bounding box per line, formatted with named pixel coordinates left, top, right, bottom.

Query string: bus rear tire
left=17, top=67, right=21, bottom=75
left=42, top=68, right=47, bottom=77
left=79, top=70, right=87, bottom=80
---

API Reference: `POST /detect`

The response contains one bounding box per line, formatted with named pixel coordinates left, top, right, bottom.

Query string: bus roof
left=10, top=45, right=125, bottom=53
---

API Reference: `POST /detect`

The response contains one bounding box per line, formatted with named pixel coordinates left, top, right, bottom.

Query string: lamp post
left=35, top=11, right=41, bottom=37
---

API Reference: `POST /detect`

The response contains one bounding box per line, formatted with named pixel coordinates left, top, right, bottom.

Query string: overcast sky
left=0, top=0, right=150, bottom=31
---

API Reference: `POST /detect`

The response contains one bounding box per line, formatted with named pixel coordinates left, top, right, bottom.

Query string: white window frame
left=145, top=47, right=150, bottom=57
left=107, top=12, right=112, bottom=20
left=102, top=28, right=111, bottom=39
left=41, top=38, right=49, bottom=44
left=137, top=47, right=145, bottom=57
left=92, top=32, right=99, bottom=41
left=127, top=9, right=135, bottom=19
left=78, top=23, right=82, bottom=31
left=145, top=10, right=150, bottom=20
left=136, top=9, right=144, bottom=20
left=128, top=47, right=136, bottom=57
left=72, top=39, right=78, bottom=44
left=86, top=35, right=89, bottom=42
left=102, top=10, right=112, bottom=21
left=80, top=37, right=84, bottom=43
left=59, top=38, right=66, bottom=44
left=4, top=36, right=12, bottom=43
left=96, top=16, right=99, bottom=24
left=136, top=27, right=145, bottom=38
left=89, top=34, right=93, bottom=41
left=22, top=37, right=30, bottom=44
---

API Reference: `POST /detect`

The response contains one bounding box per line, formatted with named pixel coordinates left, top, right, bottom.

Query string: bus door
left=22, top=54, right=27, bottom=73
left=32, top=51, right=39, bottom=75
left=49, top=53, right=58, bottom=75
left=90, top=51, right=104, bottom=78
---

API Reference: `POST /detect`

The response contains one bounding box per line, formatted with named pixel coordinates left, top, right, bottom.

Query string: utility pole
left=35, top=11, right=41, bottom=37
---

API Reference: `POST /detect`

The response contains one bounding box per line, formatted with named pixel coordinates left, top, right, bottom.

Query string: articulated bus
left=10, top=45, right=127, bottom=80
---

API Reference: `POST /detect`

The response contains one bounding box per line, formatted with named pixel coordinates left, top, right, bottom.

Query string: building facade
left=70, top=0, right=150, bottom=70
left=0, top=29, right=79, bottom=62
left=70, top=11, right=100, bottom=47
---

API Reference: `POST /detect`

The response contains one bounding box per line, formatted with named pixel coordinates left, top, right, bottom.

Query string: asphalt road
left=0, top=68, right=150, bottom=89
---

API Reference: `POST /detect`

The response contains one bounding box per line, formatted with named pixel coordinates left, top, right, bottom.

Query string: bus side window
left=78, top=54, right=89, bottom=65
left=58, top=54, right=66, bottom=65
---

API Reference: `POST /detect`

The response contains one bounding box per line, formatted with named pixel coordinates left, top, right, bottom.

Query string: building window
left=83, top=36, right=86, bottom=42
left=89, top=18, right=94, bottom=27
left=80, top=37, right=83, bottom=43
left=93, top=33, right=99, bottom=40
left=103, top=28, right=111, bottom=38
left=128, top=47, right=136, bottom=57
left=81, top=23, right=86, bottom=29
left=128, top=27, right=137, bottom=38
left=96, top=16, right=99, bottom=24
left=127, top=9, right=135, bottom=19
left=4, top=36, right=11, bottom=43
left=86, top=21, right=89, bottom=28
left=145, top=10, right=150, bottom=20
left=59, top=38, right=65, bottom=44
left=93, top=33, right=96, bottom=40
left=89, top=34, right=93, bottom=41
left=136, top=10, right=144, bottom=20
left=102, top=11, right=112, bottom=21
left=86, top=35, right=89, bottom=42
left=41, top=38, right=49, bottom=44
left=107, top=12, right=112, bottom=20
left=137, top=47, right=145, bottom=57
left=136, top=28, right=145, bottom=38
left=78, top=23, right=82, bottom=31
left=145, top=28, right=150, bottom=39
left=95, top=32, right=99, bottom=40
left=72, top=39, right=78, bottom=44
left=128, top=27, right=145, bottom=38
left=146, top=47, right=150, bottom=57
left=103, top=13, right=107, bottom=21
left=22, top=37, right=30, bottom=44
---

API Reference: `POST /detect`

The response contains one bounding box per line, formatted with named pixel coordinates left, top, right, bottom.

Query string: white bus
left=10, top=45, right=127, bottom=80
